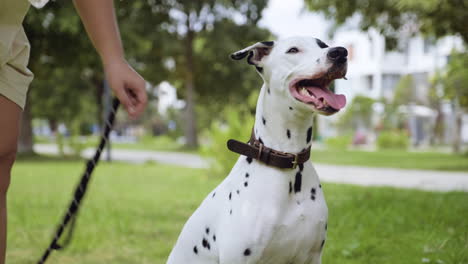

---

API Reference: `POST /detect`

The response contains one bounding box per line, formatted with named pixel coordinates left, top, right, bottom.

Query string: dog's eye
left=286, top=47, right=299, bottom=54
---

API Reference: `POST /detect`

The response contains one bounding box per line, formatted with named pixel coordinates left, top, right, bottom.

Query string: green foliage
left=377, top=130, right=409, bottom=150
left=380, top=75, right=415, bottom=131
left=115, top=135, right=185, bottom=152
left=24, top=0, right=272, bottom=149
left=200, top=105, right=255, bottom=176
left=393, top=74, right=415, bottom=105
left=305, top=0, right=468, bottom=46
left=200, top=91, right=258, bottom=176
left=325, top=135, right=352, bottom=150
left=338, top=95, right=375, bottom=131
left=441, top=51, right=468, bottom=110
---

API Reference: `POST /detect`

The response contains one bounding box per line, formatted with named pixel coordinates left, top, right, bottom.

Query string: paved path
left=34, top=144, right=208, bottom=169
left=314, top=164, right=468, bottom=192
left=34, top=144, right=468, bottom=192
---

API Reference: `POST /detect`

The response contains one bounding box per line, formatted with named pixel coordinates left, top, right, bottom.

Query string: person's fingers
left=109, top=77, right=135, bottom=117
left=122, top=69, right=146, bottom=117
left=105, top=62, right=147, bottom=119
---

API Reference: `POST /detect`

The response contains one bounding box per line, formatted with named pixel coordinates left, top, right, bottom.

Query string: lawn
left=311, top=149, right=468, bottom=172
left=7, top=158, right=468, bottom=264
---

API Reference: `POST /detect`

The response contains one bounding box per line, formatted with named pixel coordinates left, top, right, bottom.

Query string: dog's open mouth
left=289, top=74, right=347, bottom=114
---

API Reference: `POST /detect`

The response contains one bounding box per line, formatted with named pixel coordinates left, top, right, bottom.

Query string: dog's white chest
left=167, top=159, right=328, bottom=264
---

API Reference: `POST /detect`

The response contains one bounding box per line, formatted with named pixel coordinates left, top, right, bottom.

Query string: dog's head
left=231, top=36, right=348, bottom=116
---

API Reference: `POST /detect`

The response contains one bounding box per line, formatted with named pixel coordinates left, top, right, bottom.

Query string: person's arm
left=73, top=0, right=147, bottom=118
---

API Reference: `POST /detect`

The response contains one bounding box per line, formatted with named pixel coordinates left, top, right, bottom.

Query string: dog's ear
left=230, top=41, right=275, bottom=66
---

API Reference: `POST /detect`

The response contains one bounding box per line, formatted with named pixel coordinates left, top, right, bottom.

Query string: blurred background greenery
left=19, top=0, right=468, bottom=173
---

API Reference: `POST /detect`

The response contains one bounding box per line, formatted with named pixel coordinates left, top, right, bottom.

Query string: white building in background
left=318, top=28, right=467, bottom=145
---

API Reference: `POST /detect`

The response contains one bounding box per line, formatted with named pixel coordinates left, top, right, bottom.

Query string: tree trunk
left=452, top=111, right=462, bottom=153
left=184, top=26, right=198, bottom=148
left=18, top=103, right=34, bottom=154
left=431, top=103, right=444, bottom=145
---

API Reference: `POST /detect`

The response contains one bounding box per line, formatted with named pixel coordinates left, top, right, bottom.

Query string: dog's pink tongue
left=307, top=87, right=347, bottom=110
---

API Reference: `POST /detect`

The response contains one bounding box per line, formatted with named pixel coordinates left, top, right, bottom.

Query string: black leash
left=36, top=98, right=120, bottom=264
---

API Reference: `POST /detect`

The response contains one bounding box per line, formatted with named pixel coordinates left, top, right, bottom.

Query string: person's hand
left=104, top=59, right=147, bottom=119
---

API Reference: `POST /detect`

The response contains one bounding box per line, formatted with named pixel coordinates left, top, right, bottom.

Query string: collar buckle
left=257, top=143, right=264, bottom=160
left=291, top=154, right=299, bottom=169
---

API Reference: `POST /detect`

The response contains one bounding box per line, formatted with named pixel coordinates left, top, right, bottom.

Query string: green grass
left=7, top=159, right=468, bottom=264
left=35, top=135, right=196, bottom=153
left=311, top=149, right=468, bottom=172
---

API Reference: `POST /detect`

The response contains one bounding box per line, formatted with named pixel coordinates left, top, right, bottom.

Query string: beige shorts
left=0, top=26, right=34, bottom=109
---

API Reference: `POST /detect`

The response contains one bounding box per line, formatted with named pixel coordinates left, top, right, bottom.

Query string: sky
left=259, top=0, right=331, bottom=40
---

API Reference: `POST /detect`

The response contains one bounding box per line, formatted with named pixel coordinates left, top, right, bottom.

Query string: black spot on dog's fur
left=289, top=181, right=292, bottom=194
left=212, top=192, right=216, bottom=198
left=321, top=240, right=325, bottom=249
left=259, top=137, right=264, bottom=144
left=245, top=173, right=249, bottom=178
left=244, top=181, right=248, bottom=187
left=229, top=192, right=232, bottom=200
left=206, top=227, right=210, bottom=234
left=246, top=156, right=253, bottom=164
left=262, top=116, right=266, bottom=125
left=267, top=87, right=271, bottom=94
left=310, top=187, right=317, bottom=200
left=237, top=189, right=240, bottom=194
left=193, top=246, right=198, bottom=254
left=244, top=248, right=252, bottom=256
left=316, top=39, right=329, bottom=49
left=261, top=41, right=274, bottom=46
left=202, top=238, right=211, bottom=250
left=325, top=223, right=328, bottom=230
left=287, top=129, right=291, bottom=139
left=316, top=58, right=320, bottom=64
left=213, top=235, right=216, bottom=241
left=306, top=127, right=312, bottom=143
left=319, top=184, right=322, bottom=188
left=294, top=172, right=302, bottom=193
left=289, top=106, right=293, bottom=110
left=230, top=209, right=233, bottom=215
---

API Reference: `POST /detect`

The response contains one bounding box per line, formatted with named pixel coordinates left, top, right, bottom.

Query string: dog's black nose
left=327, top=47, right=348, bottom=64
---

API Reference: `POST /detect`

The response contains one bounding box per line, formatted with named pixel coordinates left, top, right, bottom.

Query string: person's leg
left=0, top=95, right=22, bottom=264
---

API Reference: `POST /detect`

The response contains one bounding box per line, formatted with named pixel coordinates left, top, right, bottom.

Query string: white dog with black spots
left=168, top=36, right=348, bottom=264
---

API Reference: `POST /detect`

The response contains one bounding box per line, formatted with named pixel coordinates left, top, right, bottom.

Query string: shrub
left=377, top=130, right=409, bottom=150
left=325, top=135, right=352, bottom=150
left=200, top=106, right=255, bottom=177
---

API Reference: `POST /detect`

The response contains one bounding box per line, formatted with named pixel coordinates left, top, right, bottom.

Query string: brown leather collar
left=227, top=129, right=311, bottom=169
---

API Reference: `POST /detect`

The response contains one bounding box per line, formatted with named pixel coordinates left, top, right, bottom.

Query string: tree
left=23, top=3, right=100, bottom=153
left=440, top=51, right=468, bottom=153
left=22, top=1, right=170, bottom=153
left=155, top=0, right=270, bottom=148
left=338, top=95, right=375, bottom=132
left=304, top=0, right=468, bottom=47
left=23, top=0, right=271, bottom=152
